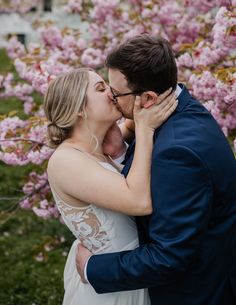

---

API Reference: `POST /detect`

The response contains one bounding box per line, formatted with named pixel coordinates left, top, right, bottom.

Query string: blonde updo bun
left=47, top=123, right=71, bottom=148
left=43, top=68, right=90, bottom=148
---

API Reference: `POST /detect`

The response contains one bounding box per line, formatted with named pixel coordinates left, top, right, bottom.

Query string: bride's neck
left=66, top=123, right=110, bottom=156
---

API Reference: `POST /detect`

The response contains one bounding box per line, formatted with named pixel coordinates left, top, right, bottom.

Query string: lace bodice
left=50, top=162, right=139, bottom=254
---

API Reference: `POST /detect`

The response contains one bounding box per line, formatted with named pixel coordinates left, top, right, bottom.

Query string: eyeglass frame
left=109, top=86, right=145, bottom=101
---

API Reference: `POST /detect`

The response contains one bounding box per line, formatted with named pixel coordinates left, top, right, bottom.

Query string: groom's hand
left=102, top=123, right=126, bottom=159
left=76, top=244, right=92, bottom=284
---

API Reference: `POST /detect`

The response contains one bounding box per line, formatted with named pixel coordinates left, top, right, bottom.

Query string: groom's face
left=108, top=68, right=135, bottom=119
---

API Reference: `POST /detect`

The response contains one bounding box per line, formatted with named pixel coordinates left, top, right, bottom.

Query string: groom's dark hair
left=106, top=34, right=177, bottom=94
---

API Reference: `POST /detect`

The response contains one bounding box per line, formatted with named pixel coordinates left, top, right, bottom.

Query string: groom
left=76, top=34, right=236, bottom=305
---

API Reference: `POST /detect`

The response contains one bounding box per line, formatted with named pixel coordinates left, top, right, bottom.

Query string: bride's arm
left=49, top=91, right=177, bottom=216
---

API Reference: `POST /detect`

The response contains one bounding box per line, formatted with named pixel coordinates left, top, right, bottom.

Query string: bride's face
left=85, top=71, right=122, bottom=124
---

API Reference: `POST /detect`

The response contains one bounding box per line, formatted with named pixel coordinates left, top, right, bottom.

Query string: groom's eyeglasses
left=110, top=86, right=144, bottom=102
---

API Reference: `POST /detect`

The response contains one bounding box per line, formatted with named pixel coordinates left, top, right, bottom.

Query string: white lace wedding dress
left=50, top=162, right=150, bottom=305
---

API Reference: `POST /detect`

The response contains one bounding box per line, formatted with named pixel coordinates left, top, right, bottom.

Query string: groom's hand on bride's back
left=76, top=244, right=92, bottom=284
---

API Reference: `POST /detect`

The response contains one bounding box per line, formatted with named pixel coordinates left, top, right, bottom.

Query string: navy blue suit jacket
left=87, top=85, right=236, bottom=305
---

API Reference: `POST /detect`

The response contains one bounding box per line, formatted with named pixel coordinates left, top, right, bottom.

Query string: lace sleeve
left=52, top=190, right=113, bottom=254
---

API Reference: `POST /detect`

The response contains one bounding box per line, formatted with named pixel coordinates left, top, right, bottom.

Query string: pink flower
left=32, top=207, right=51, bottom=219
left=77, top=38, right=87, bottom=50
left=177, top=53, right=193, bottom=68
left=40, top=26, right=63, bottom=49
left=6, top=37, right=26, bottom=59
left=19, top=198, right=32, bottom=209
left=65, top=0, right=83, bottom=13
left=81, top=48, right=105, bottom=68
left=39, top=199, right=49, bottom=209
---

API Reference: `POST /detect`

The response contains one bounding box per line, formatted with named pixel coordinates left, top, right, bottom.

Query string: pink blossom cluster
left=0, top=72, right=34, bottom=114
left=148, top=2, right=203, bottom=48
left=1, top=0, right=236, bottom=220
left=0, top=0, right=40, bottom=14
left=91, top=0, right=120, bottom=22
left=183, top=0, right=233, bottom=13
left=177, top=5, right=236, bottom=140
left=19, top=171, right=59, bottom=219
left=6, top=37, right=26, bottom=59
left=177, top=6, right=236, bottom=68
left=213, top=7, right=236, bottom=49
left=8, top=29, right=87, bottom=94
left=0, top=116, right=54, bottom=165
left=64, top=0, right=83, bottom=13
left=190, top=72, right=236, bottom=136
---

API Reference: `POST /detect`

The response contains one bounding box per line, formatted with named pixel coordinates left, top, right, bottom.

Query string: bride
left=44, top=68, right=177, bottom=305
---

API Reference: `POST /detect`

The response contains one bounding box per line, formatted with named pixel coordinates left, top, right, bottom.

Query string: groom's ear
left=141, top=91, right=158, bottom=109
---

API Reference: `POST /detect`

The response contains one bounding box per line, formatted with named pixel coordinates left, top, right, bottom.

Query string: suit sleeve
left=87, top=145, right=213, bottom=293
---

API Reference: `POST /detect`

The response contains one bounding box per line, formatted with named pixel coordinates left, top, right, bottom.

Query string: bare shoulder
left=47, top=146, right=95, bottom=200
left=47, top=145, right=105, bottom=183
left=47, top=146, right=94, bottom=208
left=48, top=146, right=88, bottom=172
left=47, top=146, right=94, bottom=187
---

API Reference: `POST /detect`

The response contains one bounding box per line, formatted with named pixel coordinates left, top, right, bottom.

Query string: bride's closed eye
left=95, top=83, right=107, bottom=92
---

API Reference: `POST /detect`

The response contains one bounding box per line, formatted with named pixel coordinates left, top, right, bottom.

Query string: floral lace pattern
left=51, top=189, right=114, bottom=254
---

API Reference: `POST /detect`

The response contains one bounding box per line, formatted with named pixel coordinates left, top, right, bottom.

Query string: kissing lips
left=112, top=100, right=123, bottom=113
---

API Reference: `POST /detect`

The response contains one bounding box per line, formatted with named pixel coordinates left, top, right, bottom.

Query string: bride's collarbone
left=56, top=145, right=120, bottom=172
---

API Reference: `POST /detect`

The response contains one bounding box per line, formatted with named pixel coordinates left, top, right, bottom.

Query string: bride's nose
left=107, top=87, right=114, bottom=101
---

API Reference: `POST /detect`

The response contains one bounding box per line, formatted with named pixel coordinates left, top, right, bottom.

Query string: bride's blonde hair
left=43, top=68, right=90, bottom=148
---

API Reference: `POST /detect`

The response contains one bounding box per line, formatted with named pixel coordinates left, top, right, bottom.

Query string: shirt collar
left=175, top=84, right=182, bottom=98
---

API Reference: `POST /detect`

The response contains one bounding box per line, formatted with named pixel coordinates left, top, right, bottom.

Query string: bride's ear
left=77, top=111, right=85, bottom=119
left=141, top=91, right=158, bottom=109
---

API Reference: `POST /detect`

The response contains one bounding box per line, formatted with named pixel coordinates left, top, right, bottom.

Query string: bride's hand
left=133, top=88, right=178, bottom=132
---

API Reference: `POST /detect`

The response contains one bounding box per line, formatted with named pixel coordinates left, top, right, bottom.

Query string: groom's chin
left=123, top=112, right=134, bottom=120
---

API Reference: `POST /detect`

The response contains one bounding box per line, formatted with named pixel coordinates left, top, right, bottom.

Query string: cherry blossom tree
left=1, top=0, right=235, bottom=219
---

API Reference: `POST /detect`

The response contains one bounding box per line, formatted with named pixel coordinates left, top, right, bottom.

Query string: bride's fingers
left=156, top=87, right=173, bottom=104
left=133, top=96, right=142, bottom=111
left=155, top=94, right=177, bottom=113
left=162, top=99, right=178, bottom=119
left=153, top=97, right=177, bottom=122
left=155, top=92, right=176, bottom=111
left=160, top=96, right=178, bottom=112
